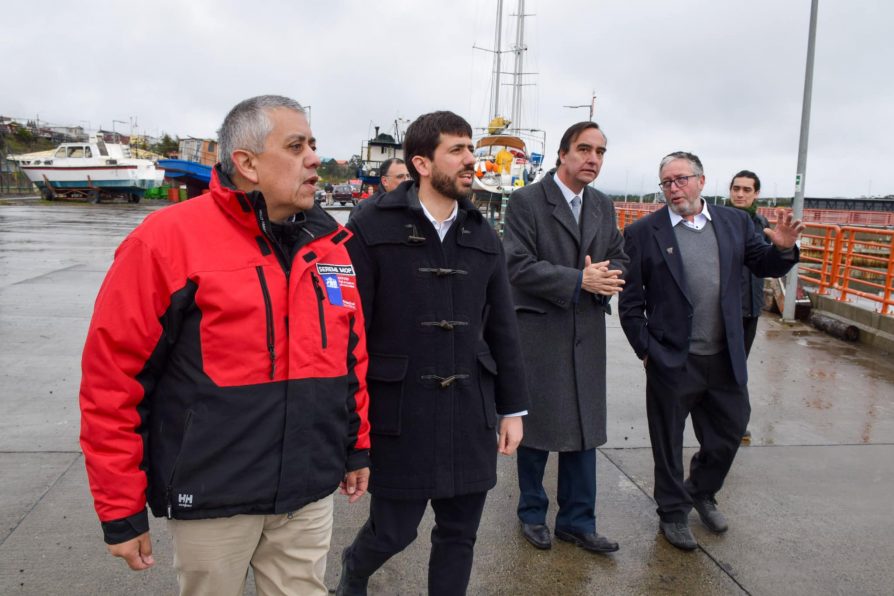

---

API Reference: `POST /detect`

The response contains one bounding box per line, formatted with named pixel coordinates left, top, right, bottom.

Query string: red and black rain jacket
left=80, top=169, right=370, bottom=544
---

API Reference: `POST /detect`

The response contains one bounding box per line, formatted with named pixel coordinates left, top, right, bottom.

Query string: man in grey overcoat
left=503, top=121, right=628, bottom=554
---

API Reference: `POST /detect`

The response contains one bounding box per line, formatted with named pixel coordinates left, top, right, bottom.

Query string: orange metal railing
left=612, top=202, right=894, bottom=227
left=759, top=207, right=894, bottom=227
left=615, top=207, right=894, bottom=316
left=834, top=227, right=894, bottom=315
left=798, top=223, right=843, bottom=296
left=616, top=208, right=655, bottom=229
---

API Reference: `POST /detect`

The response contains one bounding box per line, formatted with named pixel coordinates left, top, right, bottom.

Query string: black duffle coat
left=346, top=182, right=529, bottom=500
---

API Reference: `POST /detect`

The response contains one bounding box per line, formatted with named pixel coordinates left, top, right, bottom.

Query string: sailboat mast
left=490, top=0, right=503, bottom=120
left=510, top=0, right=526, bottom=131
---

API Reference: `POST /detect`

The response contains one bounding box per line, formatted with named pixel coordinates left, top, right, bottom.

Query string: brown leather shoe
left=554, top=529, right=619, bottom=553
left=520, top=522, right=552, bottom=549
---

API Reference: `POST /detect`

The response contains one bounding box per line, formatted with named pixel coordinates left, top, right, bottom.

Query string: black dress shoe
left=659, top=520, right=697, bottom=551
left=520, top=522, right=552, bottom=549
left=554, top=529, right=619, bottom=553
left=335, top=546, right=368, bottom=596
left=691, top=495, right=728, bottom=533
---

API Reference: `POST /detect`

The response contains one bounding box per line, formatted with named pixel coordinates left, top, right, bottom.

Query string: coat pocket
left=367, top=353, right=408, bottom=436
left=476, top=351, right=498, bottom=429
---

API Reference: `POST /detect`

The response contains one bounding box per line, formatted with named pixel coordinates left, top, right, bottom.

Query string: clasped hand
left=581, top=256, right=624, bottom=296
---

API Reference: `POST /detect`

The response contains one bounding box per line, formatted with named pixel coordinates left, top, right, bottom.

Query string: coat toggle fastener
left=421, top=374, right=470, bottom=388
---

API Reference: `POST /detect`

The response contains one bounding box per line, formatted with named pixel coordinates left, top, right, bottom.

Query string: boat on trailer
left=9, top=134, right=165, bottom=203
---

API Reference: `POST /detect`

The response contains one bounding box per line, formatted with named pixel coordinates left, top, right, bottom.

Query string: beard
left=431, top=166, right=472, bottom=201
left=668, top=196, right=701, bottom=218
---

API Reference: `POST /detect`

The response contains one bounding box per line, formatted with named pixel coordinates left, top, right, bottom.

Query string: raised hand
left=765, top=208, right=806, bottom=249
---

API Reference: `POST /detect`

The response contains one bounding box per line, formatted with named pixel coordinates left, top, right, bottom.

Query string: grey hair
left=218, top=95, right=305, bottom=176
left=659, top=151, right=703, bottom=178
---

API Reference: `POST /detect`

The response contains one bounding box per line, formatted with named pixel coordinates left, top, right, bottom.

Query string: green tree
left=317, top=158, right=354, bottom=184
left=13, top=127, right=34, bottom=145
left=151, top=133, right=179, bottom=156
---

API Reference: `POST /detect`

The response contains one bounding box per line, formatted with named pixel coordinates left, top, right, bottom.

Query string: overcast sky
left=2, top=0, right=891, bottom=198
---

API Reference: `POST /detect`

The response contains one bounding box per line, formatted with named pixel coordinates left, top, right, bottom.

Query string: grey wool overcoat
left=502, top=171, right=628, bottom=451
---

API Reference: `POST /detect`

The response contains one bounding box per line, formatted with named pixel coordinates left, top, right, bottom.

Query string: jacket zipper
left=253, top=205, right=291, bottom=274
left=311, top=273, right=328, bottom=349
left=166, top=410, right=194, bottom=519
left=255, top=266, right=277, bottom=379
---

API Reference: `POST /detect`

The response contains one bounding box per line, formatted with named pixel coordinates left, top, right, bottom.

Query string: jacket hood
left=210, top=164, right=342, bottom=242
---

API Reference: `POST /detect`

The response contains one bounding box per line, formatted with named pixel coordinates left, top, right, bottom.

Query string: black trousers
left=743, top=316, right=759, bottom=357
left=345, top=491, right=488, bottom=596
left=646, top=351, right=751, bottom=522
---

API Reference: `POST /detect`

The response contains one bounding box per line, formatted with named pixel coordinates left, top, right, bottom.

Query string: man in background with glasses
left=377, top=158, right=410, bottom=196
left=618, top=151, right=804, bottom=551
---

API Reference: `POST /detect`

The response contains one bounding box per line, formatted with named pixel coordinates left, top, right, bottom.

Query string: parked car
left=332, top=184, right=355, bottom=206
left=314, top=189, right=326, bottom=203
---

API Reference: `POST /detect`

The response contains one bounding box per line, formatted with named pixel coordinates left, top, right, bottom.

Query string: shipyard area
left=0, top=202, right=892, bottom=595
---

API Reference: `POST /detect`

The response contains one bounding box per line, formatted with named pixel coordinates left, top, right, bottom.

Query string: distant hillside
left=0, top=131, right=56, bottom=155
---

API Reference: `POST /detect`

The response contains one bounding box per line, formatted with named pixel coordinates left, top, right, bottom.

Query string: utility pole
left=112, top=120, right=127, bottom=144
left=563, top=91, right=597, bottom=121
left=783, top=0, right=818, bottom=323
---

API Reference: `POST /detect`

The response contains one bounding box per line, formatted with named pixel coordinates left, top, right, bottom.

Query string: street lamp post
left=782, top=0, right=819, bottom=323
left=112, top=120, right=127, bottom=144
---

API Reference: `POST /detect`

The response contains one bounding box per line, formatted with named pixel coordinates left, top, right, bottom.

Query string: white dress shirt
left=553, top=172, right=583, bottom=212
left=419, top=200, right=458, bottom=242
left=668, top=198, right=712, bottom=229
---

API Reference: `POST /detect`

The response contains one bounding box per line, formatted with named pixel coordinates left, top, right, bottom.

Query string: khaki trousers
left=169, top=494, right=334, bottom=596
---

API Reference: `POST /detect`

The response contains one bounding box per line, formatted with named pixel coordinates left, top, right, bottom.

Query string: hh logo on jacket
left=317, top=263, right=357, bottom=310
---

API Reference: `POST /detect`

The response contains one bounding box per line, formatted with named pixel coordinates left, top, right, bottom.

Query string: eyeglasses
left=659, top=175, right=699, bottom=191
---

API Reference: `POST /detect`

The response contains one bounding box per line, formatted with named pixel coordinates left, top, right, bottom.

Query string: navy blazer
left=618, top=203, right=798, bottom=386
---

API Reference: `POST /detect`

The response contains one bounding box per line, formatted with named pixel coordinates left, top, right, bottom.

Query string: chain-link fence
left=0, top=152, right=36, bottom=194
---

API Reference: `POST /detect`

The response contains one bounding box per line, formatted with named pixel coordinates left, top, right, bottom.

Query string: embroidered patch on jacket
left=316, top=263, right=357, bottom=310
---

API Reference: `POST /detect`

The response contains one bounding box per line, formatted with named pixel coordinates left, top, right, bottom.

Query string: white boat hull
left=10, top=136, right=165, bottom=196
left=19, top=164, right=165, bottom=192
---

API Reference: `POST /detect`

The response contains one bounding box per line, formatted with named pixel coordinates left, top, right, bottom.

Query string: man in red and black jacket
left=79, top=95, right=370, bottom=595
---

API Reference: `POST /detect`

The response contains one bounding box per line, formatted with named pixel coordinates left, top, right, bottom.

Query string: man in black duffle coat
left=502, top=121, right=627, bottom=555
left=336, top=111, right=529, bottom=596
left=618, top=151, right=804, bottom=551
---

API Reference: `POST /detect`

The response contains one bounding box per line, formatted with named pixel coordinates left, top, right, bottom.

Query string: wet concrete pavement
left=1, top=201, right=892, bottom=595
